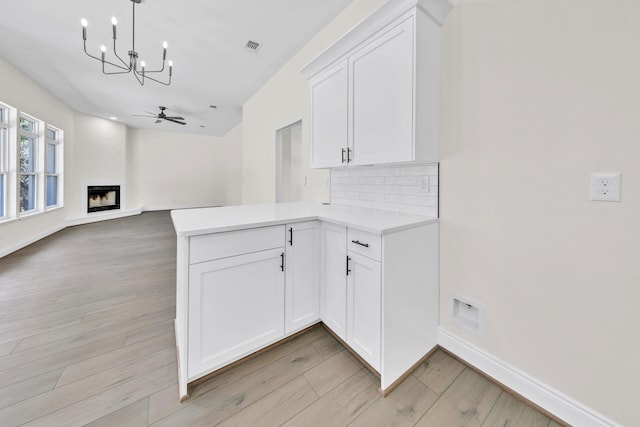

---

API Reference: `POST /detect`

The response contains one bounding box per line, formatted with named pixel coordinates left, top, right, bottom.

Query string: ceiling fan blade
left=165, top=116, right=185, bottom=120
left=155, top=119, right=162, bottom=124
left=164, top=117, right=186, bottom=125
left=133, top=114, right=157, bottom=118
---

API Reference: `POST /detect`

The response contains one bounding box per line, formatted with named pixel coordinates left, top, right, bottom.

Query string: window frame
left=18, top=114, right=41, bottom=216
left=45, top=125, right=63, bottom=210
left=0, top=105, right=7, bottom=219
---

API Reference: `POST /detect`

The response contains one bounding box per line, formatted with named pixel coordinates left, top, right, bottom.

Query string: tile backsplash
left=331, top=163, right=438, bottom=217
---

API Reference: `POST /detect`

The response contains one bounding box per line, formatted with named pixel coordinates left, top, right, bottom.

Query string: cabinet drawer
left=347, top=228, right=381, bottom=261
left=190, top=225, right=285, bottom=264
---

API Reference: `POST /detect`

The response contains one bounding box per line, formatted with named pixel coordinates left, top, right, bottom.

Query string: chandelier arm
left=132, top=69, right=145, bottom=86
left=134, top=69, right=171, bottom=86
left=101, top=57, right=131, bottom=72
left=83, top=41, right=105, bottom=63
left=112, top=40, right=130, bottom=68
left=143, top=63, right=167, bottom=74
left=102, top=68, right=133, bottom=75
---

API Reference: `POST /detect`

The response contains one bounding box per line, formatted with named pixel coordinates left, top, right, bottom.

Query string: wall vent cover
left=244, top=40, right=262, bottom=53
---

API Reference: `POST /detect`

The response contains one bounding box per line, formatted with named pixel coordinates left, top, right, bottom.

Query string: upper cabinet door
left=309, top=61, right=349, bottom=168
left=349, top=16, right=414, bottom=166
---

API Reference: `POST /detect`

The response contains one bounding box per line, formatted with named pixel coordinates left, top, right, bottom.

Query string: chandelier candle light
left=81, top=0, right=173, bottom=86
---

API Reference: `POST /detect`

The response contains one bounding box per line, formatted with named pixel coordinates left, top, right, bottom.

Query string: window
left=0, top=106, right=7, bottom=218
left=45, top=126, right=62, bottom=208
left=19, top=115, right=38, bottom=213
left=0, top=103, right=61, bottom=222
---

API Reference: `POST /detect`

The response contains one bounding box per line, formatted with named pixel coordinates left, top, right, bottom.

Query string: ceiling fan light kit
left=81, top=0, right=173, bottom=86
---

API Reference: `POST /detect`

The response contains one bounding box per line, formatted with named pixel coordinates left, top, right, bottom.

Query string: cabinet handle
left=280, top=252, right=285, bottom=272
left=347, top=147, right=352, bottom=163
left=351, top=240, right=369, bottom=248
left=341, top=148, right=346, bottom=164
left=346, top=255, right=351, bottom=276
left=289, top=227, right=293, bottom=246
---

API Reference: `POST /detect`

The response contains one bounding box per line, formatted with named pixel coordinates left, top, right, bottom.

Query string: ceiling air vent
left=244, top=40, right=262, bottom=54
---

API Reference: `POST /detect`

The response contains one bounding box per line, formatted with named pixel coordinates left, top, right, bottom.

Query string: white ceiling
left=0, top=0, right=354, bottom=136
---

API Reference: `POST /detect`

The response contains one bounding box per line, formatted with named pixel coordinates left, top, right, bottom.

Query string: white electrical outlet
left=590, top=173, right=621, bottom=202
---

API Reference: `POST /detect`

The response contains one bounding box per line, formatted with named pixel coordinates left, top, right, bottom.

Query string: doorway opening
left=276, top=121, right=303, bottom=203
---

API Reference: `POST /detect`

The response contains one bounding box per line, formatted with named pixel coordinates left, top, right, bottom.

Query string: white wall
left=70, top=113, right=129, bottom=219
left=242, top=0, right=387, bottom=204
left=128, top=124, right=243, bottom=210
left=440, top=1, right=640, bottom=425
left=0, top=56, right=74, bottom=257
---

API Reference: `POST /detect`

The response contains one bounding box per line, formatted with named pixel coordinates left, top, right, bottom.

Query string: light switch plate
left=590, top=173, right=621, bottom=202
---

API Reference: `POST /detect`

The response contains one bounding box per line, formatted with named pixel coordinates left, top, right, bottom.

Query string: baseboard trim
left=438, top=328, right=622, bottom=427
left=0, top=223, right=66, bottom=259
left=64, top=208, right=142, bottom=227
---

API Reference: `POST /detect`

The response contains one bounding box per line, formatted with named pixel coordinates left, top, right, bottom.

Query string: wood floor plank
left=22, top=362, right=177, bottom=427
left=149, top=344, right=324, bottom=427
left=413, top=348, right=465, bottom=395
left=0, top=339, right=19, bottom=356
left=415, top=368, right=502, bottom=427
left=304, top=350, right=362, bottom=396
left=282, top=368, right=380, bottom=427
left=147, top=324, right=328, bottom=424
left=124, top=319, right=175, bottom=346
left=0, top=347, right=176, bottom=426
left=0, top=335, right=126, bottom=387
left=349, top=375, right=438, bottom=427
left=0, top=368, right=62, bottom=409
left=311, top=331, right=343, bottom=360
left=482, top=392, right=550, bottom=427
left=12, top=308, right=174, bottom=352
left=215, top=376, right=319, bottom=427
left=84, top=397, right=149, bottom=427
left=146, top=384, right=183, bottom=426
left=55, top=329, right=175, bottom=387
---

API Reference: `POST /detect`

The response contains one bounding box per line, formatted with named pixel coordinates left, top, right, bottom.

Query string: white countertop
left=170, top=202, right=438, bottom=237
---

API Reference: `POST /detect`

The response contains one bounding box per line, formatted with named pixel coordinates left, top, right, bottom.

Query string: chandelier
left=81, top=0, right=173, bottom=86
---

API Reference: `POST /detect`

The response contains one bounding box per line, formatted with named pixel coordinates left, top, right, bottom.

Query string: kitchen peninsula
left=171, top=202, right=439, bottom=400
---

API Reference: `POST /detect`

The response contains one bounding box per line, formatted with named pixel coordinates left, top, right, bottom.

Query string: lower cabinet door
left=285, top=221, right=320, bottom=333
left=347, top=251, right=381, bottom=372
left=320, top=222, right=348, bottom=340
left=188, top=248, right=285, bottom=379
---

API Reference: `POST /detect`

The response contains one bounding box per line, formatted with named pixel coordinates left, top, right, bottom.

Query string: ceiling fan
left=134, top=106, right=186, bottom=125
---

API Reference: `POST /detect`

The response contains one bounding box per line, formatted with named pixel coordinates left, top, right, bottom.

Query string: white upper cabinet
left=301, top=0, right=452, bottom=169
left=309, top=62, right=349, bottom=168
left=350, top=17, right=414, bottom=166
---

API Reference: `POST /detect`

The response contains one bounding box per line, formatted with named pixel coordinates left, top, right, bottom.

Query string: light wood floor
left=0, top=211, right=564, bottom=426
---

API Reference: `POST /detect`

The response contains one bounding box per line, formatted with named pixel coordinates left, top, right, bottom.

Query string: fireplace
left=87, top=185, right=121, bottom=213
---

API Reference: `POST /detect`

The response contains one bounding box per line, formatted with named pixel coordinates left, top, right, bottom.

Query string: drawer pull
left=280, top=252, right=285, bottom=272
left=346, top=256, right=352, bottom=276
left=351, top=240, right=369, bottom=248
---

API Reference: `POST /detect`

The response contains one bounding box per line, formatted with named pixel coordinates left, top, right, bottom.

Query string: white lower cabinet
left=320, top=222, right=348, bottom=340
left=346, top=252, right=381, bottom=371
left=187, top=248, right=285, bottom=379
left=321, top=224, right=382, bottom=372
left=284, top=221, right=320, bottom=333
left=319, top=222, right=439, bottom=391
left=175, top=218, right=438, bottom=399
